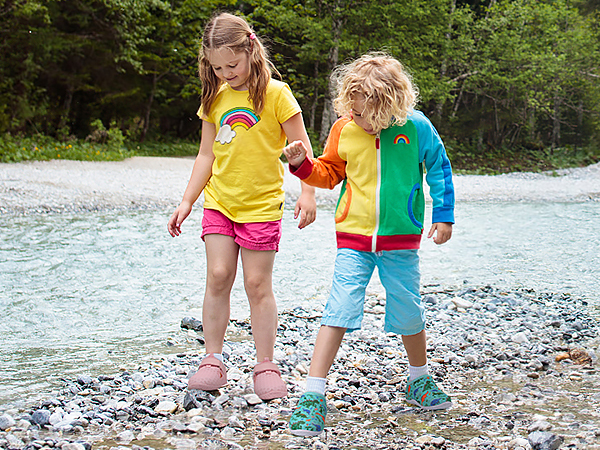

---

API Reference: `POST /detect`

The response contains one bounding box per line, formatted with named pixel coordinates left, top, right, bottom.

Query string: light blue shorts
left=322, top=248, right=425, bottom=335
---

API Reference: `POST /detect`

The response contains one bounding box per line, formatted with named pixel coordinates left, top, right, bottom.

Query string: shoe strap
left=253, top=359, right=281, bottom=377
left=199, top=355, right=225, bottom=370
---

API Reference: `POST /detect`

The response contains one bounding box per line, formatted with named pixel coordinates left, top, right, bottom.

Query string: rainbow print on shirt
left=215, top=108, right=261, bottom=144
left=393, top=134, right=410, bottom=145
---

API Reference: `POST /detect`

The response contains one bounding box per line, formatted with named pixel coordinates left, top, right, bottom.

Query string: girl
left=167, top=12, right=316, bottom=401
left=283, top=53, right=455, bottom=435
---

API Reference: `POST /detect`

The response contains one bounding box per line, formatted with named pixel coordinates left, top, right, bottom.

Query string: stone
left=180, top=317, right=203, bottom=332
left=155, top=401, right=178, bottom=414
left=0, top=414, right=16, bottom=431
left=528, top=431, right=564, bottom=450
left=451, top=297, right=474, bottom=309
left=243, top=394, right=262, bottom=405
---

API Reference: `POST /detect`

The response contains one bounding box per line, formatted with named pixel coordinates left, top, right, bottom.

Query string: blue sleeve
left=412, top=111, right=455, bottom=224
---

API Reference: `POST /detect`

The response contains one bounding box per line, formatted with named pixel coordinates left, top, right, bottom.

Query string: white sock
left=408, top=363, right=429, bottom=381
left=206, top=353, right=223, bottom=362
left=305, top=376, right=327, bottom=395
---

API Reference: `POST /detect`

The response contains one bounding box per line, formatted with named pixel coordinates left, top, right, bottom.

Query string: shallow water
left=1, top=201, right=599, bottom=411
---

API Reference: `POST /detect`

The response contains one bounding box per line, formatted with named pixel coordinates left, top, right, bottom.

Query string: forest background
left=1, top=0, right=599, bottom=174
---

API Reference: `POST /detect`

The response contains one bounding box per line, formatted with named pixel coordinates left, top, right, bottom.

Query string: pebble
left=1, top=285, right=599, bottom=450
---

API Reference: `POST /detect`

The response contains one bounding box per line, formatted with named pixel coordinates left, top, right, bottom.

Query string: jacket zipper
left=372, top=133, right=381, bottom=252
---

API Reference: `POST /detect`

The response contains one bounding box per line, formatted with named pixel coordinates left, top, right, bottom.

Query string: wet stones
left=1, top=285, right=599, bottom=450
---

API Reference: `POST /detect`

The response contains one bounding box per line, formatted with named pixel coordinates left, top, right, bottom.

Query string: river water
left=1, top=200, right=599, bottom=412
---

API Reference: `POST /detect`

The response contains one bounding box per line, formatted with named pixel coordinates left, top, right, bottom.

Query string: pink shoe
left=188, top=354, right=227, bottom=391
left=253, top=358, right=288, bottom=401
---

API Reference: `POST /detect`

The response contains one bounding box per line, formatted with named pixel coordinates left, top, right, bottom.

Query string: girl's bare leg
left=308, top=325, right=347, bottom=378
left=202, top=234, right=239, bottom=355
left=240, top=248, right=278, bottom=362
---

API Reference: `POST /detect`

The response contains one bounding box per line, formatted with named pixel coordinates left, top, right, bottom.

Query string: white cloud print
left=215, top=124, right=236, bottom=144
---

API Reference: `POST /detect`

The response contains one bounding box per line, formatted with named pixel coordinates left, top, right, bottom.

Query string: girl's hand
left=283, top=140, right=308, bottom=168
left=167, top=202, right=193, bottom=237
left=294, top=189, right=317, bottom=229
left=427, top=222, right=453, bottom=245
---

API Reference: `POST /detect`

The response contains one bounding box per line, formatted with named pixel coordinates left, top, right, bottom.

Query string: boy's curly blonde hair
left=332, top=52, right=418, bottom=133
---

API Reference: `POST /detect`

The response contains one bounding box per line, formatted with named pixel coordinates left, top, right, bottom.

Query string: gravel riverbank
left=1, top=285, right=599, bottom=450
left=1, top=158, right=599, bottom=215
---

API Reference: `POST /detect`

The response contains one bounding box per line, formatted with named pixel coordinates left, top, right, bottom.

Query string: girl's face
left=208, top=48, right=251, bottom=91
left=351, top=95, right=377, bottom=135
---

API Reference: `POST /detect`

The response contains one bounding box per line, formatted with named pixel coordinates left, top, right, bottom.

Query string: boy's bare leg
left=308, top=325, right=347, bottom=378
left=402, top=329, right=427, bottom=367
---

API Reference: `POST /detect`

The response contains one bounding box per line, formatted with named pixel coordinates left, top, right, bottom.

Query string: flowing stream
left=1, top=201, right=599, bottom=412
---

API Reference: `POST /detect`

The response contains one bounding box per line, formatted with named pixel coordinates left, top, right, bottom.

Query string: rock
left=155, top=401, right=178, bottom=414
left=451, top=297, right=474, bottom=309
left=528, top=420, right=553, bottom=432
left=5, top=434, right=25, bottom=449
left=180, top=317, right=203, bottom=332
left=76, top=375, right=94, bottom=386
left=528, top=431, right=564, bottom=450
left=243, top=394, right=262, bottom=405
left=569, top=347, right=592, bottom=365
left=508, top=437, right=532, bottom=450
left=512, top=332, right=530, bottom=344
left=0, top=414, right=16, bottom=430
left=431, top=436, right=446, bottom=446
left=182, top=392, right=201, bottom=411
left=415, top=434, right=433, bottom=444
left=116, top=430, right=134, bottom=444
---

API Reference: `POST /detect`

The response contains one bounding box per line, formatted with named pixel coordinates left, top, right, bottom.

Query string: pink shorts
left=201, top=209, right=282, bottom=251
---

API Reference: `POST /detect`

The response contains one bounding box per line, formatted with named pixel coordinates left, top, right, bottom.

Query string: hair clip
left=249, top=32, right=256, bottom=40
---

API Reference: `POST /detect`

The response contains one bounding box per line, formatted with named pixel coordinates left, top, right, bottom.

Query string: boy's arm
left=417, top=115, right=455, bottom=225
left=285, top=118, right=348, bottom=189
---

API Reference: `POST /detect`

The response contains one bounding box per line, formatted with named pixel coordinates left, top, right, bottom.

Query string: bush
left=0, top=134, right=133, bottom=163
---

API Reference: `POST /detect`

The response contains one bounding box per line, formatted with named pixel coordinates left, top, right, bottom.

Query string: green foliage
left=1, top=0, right=599, bottom=171
left=447, top=140, right=600, bottom=175
left=127, top=139, right=199, bottom=157
left=0, top=134, right=133, bottom=163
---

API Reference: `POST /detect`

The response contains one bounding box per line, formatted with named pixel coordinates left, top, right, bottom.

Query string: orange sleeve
left=295, top=118, right=348, bottom=190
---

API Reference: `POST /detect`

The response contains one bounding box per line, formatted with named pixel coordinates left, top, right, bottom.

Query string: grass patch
left=0, top=134, right=134, bottom=163
left=0, top=134, right=200, bottom=163
left=448, top=144, right=600, bottom=175
left=126, top=140, right=198, bottom=158
left=2, top=134, right=599, bottom=174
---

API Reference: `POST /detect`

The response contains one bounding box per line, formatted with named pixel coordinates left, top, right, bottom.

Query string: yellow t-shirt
left=199, top=79, right=301, bottom=222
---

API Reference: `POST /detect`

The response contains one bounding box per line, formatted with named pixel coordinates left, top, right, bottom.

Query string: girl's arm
left=282, top=113, right=316, bottom=229
left=167, top=120, right=216, bottom=237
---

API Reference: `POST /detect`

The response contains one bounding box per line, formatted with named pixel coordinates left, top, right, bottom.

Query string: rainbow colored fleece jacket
left=291, top=111, right=455, bottom=252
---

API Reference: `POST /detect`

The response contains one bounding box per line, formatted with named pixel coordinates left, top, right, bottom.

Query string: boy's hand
left=283, top=140, right=308, bottom=167
left=427, top=222, right=453, bottom=245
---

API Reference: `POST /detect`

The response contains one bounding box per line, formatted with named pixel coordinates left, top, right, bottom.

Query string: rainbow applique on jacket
left=393, top=134, right=410, bottom=144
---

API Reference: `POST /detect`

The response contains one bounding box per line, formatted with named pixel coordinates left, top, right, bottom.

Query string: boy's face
left=351, top=95, right=377, bottom=135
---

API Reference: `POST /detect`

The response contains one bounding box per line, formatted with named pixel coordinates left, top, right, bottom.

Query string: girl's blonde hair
left=332, top=52, right=418, bottom=133
left=199, top=13, right=278, bottom=114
